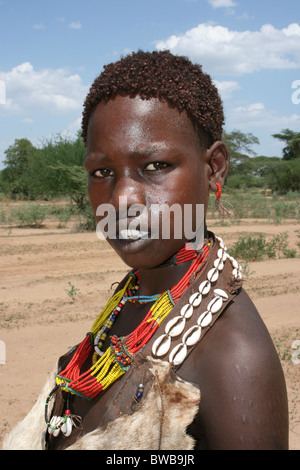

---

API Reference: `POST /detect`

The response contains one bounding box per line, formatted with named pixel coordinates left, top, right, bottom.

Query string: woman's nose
left=110, top=176, right=146, bottom=217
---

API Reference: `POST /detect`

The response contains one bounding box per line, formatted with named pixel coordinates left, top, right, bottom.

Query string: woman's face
left=85, top=95, right=212, bottom=269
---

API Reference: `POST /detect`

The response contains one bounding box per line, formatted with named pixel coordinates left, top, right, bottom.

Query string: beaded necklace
left=55, top=243, right=208, bottom=398
left=45, top=243, right=209, bottom=436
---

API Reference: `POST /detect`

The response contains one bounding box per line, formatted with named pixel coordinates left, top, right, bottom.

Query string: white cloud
left=69, top=21, right=82, bottom=29
left=213, top=80, right=240, bottom=99
left=61, top=117, right=82, bottom=138
left=155, top=22, right=300, bottom=75
left=21, top=117, right=34, bottom=124
left=234, top=102, right=265, bottom=115
left=228, top=101, right=300, bottom=130
left=207, top=0, right=237, bottom=8
left=0, top=79, right=5, bottom=104
left=0, top=62, right=88, bottom=116
left=32, top=23, right=46, bottom=30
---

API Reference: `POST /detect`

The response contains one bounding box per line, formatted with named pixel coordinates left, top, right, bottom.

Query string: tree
left=0, top=133, right=87, bottom=199
left=223, top=129, right=260, bottom=157
left=272, top=129, right=300, bottom=160
left=26, top=133, right=86, bottom=198
left=222, top=130, right=261, bottom=188
left=2, top=138, right=38, bottom=196
left=266, top=158, right=300, bottom=192
left=222, top=129, right=260, bottom=173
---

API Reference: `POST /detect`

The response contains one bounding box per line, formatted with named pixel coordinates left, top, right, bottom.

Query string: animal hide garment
left=2, top=368, right=57, bottom=450
left=2, top=359, right=200, bottom=450
left=68, top=358, right=200, bottom=450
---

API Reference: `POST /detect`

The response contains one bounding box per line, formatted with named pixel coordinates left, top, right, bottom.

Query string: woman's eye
left=91, top=168, right=114, bottom=178
left=145, top=162, right=169, bottom=171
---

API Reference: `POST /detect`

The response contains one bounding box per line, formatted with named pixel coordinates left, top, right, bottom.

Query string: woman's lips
left=118, top=228, right=149, bottom=240
left=109, top=231, right=154, bottom=256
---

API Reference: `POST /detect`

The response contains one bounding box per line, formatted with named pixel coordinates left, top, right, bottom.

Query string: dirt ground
left=0, top=217, right=299, bottom=450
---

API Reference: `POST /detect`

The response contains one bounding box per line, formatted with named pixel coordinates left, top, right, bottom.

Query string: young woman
left=3, top=51, right=289, bottom=450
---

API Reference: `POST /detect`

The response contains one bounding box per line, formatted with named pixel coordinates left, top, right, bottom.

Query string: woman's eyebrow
left=129, top=144, right=181, bottom=158
left=84, top=145, right=182, bottom=165
left=84, top=151, right=107, bottom=163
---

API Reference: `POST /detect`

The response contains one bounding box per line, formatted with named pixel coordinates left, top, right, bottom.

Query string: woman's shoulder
left=178, top=287, right=285, bottom=391
left=178, top=288, right=289, bottom=449
left=213, top=287, right=277, bottom=358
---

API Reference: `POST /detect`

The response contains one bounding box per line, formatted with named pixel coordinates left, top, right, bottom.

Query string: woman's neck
left=137, top=258, right=195, bottom=297
left=134, top=227, right=210, bottom=297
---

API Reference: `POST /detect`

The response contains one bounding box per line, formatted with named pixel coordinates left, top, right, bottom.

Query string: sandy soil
left=0, top=218, right=299, bottom=450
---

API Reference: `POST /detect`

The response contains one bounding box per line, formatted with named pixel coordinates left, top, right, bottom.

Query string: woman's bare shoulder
left=180, top=288, right=280, bottom=375
left=178, top=288, right=289, bottom=449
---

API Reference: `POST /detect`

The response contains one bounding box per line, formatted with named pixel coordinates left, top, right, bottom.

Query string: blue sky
left=0, top=0, right=300, bottom=168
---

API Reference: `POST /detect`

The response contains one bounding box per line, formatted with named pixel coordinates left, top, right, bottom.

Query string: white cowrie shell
left=180, top=303, right=193, bottom=319
left=207, top=267, right=219, bottom=283
left=207, top=296, right=223, bottom=314
left=52, top=416, right=63, bottom=437
left=182, top=325, right=202, bottom=346
left=214, top=258, right=224, bottom=271
left=48, top=416, right=58, bottom=435
left=152, top=334, right=171, bottom=357
left=169, top=343, right=188, bottom=366
left=231, top=258, right=239, bottom=269
left=232, top=268, right=241, bottom=279
left=198, top=280, right=211, bottom=295
left=189, top=292, right=202, bottom=307
left=165, top=316, right=186, bottom=337
left=197, top=310, right=208, bottom=326
left=217, top=248, right=224, bottom=259
left=213, top=288, right=228, bottom=300
left=61, top=417, right=72, bottom=437
left=200, top=311, right=212, bottom=327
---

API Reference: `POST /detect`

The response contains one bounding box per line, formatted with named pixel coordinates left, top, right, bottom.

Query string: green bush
left=266, top=159, right=300, bottom=193
left=10, top=204, right=47, bottom=227
left=229, top=232, right=297, bottom=261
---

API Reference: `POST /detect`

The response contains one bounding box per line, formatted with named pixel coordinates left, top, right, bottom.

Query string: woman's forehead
left=87, top=95, right=203, bottom=151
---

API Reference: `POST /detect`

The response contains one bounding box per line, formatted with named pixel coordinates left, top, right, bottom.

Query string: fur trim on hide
left=68, top=358, right=200, bottom=451
left=2, top=368, right=57, bottom=450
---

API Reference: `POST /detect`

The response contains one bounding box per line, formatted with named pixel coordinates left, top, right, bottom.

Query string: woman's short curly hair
left=81, top=50, right=224, bottom=147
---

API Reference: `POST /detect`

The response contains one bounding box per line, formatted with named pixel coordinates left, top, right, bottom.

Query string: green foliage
left=222, top=129, right=260, bottom=176
left=222, top=128, right=300, bottom=193
left=0, top=133, right=87, bottom=200
left=272, top=129, right=300, bottom=160
left=9, top=204, right=47, bottom=227
left=225, top=172, right=261, bottom=189
left=208, top=187, right=300, bottom=221
left=0, top=132, right=96, bottom=230
left=2, top=138, right=39, bottom=197
left=26, top=133, right=87, bottom=199
left=65, top=281, right=80, bottom=302
left=229, top=232, right=297, bottom=261
left=222, top=129, right=260, bottom=158
left=265, top=158, right=300, bottom=193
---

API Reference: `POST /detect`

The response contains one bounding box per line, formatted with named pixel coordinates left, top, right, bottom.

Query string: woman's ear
left=206, top=141, right=230, bottom=192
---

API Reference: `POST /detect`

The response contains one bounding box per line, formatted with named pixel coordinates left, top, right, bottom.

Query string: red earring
left=214, top=183, right=231, bottom=219
left=215, top=183, right=222, bottom=200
